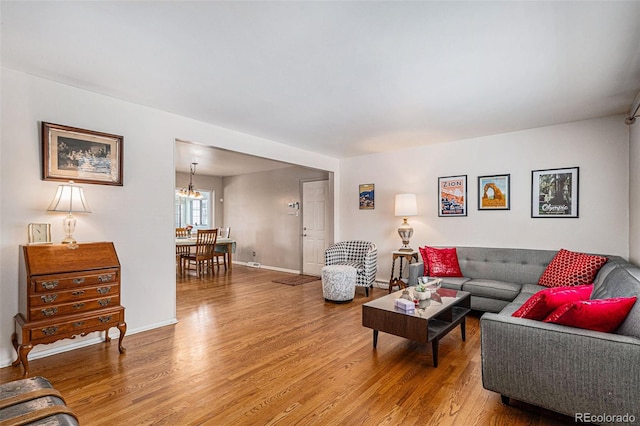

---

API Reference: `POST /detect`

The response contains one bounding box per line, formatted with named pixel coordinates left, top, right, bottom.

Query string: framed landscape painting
left=531, top=167, right=579, bottom=218
left=42, top=122, right=124, bottom=186
left=438, top=175, right=467, bottom=217
left=478, top=174, right=510, bottom=210
left=359, top=183, right=375, bottom=209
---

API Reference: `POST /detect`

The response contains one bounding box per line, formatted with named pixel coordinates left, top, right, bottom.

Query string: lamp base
left=397, top=217, right=414, bottom=253
left=61, top=237, right=77, bottom=244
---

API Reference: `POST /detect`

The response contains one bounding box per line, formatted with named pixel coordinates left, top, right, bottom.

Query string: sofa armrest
left=481, top=312, right=640, bottom=419
left=408, top=262, right=424, bottom=286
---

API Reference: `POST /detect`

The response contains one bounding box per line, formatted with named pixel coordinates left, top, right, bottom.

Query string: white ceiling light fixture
left=177, top=162, right=203, bottom=199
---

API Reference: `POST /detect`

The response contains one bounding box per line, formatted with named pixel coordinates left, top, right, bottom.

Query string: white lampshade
left=395, top=194, right=417, bottom=217
left=47, top=181, right=91, bottom=245
left=47, top=182, right=91, bottom=213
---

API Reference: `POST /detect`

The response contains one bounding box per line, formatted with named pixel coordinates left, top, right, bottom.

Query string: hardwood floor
left=0, top=266, right=573, bottom=425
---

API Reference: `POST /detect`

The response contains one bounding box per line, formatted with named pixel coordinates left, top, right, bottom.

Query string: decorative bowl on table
left=415, top=277, right=434, bottom=300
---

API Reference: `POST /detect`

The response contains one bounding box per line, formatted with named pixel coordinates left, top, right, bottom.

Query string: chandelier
left=177, top=162, right=203, bottom=199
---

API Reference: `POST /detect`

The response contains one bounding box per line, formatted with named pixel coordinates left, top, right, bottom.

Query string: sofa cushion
left=462, top=279, right=520, bottom=301
left=421, top=246, right=463, bottom=277
left=538, top=249, right=607, bottom=288
left=519, top=283, right=547, bottom=296
left=471, top=296, right=510, bottom=313
left=512, top=285, right=593, bottom=320
left=543, top=297, right=638, bottom=333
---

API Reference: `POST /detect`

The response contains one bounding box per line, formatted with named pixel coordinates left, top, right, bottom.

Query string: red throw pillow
left=423, top=246, right=463, bottom=277
left=418, top=246, right=429, bottom=276
left=538, top=249, right=608, bottom=288
left=543, top=297, right=637, bottom=333
left=512, top=285, right=593, bottom=320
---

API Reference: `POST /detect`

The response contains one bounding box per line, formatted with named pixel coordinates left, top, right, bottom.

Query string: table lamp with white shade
left=47, top=181, right=91, bottom=245
left=395, top=193, right=417, bottom=252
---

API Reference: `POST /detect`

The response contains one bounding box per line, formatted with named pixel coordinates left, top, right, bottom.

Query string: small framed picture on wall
left=478, top=174, right=510, bottom=210
left=359, top=184, right=375, bottom=210
left=531, top=167, right=579, bottom=218
left=438, top=175, right=467, bottom=217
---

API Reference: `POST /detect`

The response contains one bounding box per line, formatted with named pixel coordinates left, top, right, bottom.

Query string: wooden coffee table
left=362, top=288, right=471, bottom=367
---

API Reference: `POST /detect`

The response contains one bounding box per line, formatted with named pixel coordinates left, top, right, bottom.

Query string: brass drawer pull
left=73, top=277, right=85, bottom=285
left=42, top=326, right=58, bottom=336
left=72, top=290, right=85, bottom=296
left=72, top=303, right=85, bottom=309
left=97, top=286, right=111, bottom=295
left=41, top=281, right=59, bottom=290
left=41, top=294, right=58, bottom=303
left=98, top=298, right=112, bottom=307
left=73, top=321, right=85, bottom=328
left=98, top=315, right=112, bottom=323
left=41, top=307, right=58, bottom=317
left=98, top=274, right=113, bottom=283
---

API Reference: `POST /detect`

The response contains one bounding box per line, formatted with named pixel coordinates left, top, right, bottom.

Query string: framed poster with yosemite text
left=531, top=167, right=578, bottom=218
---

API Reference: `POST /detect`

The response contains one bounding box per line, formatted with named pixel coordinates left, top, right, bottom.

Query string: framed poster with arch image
left=478, top=174, right=510, bottom=210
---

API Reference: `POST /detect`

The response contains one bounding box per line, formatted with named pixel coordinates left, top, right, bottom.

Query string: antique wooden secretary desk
left=12, top=242, right=126, bottom=376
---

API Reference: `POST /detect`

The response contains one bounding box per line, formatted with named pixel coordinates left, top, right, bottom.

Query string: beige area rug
left=272, top=274, right=321, bottom=286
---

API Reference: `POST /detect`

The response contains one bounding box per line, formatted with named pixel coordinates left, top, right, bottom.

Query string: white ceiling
left=3, top=1, right=640, bottom=172
left=174, top=141, right=293, bottom=176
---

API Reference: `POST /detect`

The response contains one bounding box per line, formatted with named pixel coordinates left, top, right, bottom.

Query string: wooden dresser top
left=22, top=242, right=120, bottom=276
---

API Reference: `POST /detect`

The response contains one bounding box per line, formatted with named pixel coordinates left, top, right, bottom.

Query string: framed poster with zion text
left=531, top=167, right=579, bottom=218
left=438, top=175, right=467, bottom=217
left=42, top=122, right=124, bottom=186
left=478, top=174, right=510, bottom=210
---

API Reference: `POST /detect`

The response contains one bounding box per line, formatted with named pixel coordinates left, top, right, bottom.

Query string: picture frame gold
left=28, top=223, right=52, bottom=245
left=42, top=122, right=124, bottom=186
left=359, top=183, right=375, bottom=210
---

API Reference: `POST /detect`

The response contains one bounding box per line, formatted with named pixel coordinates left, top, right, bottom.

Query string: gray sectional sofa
left=408, top=246, right=640, bottom=424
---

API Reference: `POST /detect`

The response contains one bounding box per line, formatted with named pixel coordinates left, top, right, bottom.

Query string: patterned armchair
left=324, top=241, right=377, bottom=296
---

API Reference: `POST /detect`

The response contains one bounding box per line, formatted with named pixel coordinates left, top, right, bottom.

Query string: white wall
left=340, top=116, right=630, bottom=283
left=223, top=166, right=329, bottom=271
left=0, top=69, right=339, bottom=367
left=629, top=122, right=640, bottom=264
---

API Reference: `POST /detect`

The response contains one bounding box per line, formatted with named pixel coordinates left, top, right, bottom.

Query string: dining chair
left=213, top=227, right=231, bottom=270
left=176, top=227, right=188, bottom=238
left=176, top=228, right=191, bottom=274
left=181, top=229, right=218, bottom=276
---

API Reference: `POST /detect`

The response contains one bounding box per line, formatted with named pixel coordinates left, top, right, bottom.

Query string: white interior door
left=302, top=180, right=330, bottom=276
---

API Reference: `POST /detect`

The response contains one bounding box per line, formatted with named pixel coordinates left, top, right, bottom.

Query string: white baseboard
left=233, top=261, right=300, bottom=275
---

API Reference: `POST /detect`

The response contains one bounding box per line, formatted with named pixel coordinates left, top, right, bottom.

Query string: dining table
left=175, top=237, right=237, bottom=270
